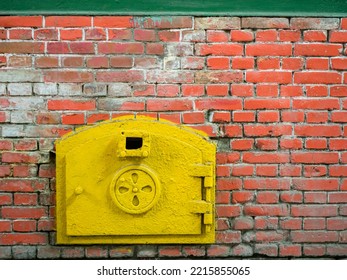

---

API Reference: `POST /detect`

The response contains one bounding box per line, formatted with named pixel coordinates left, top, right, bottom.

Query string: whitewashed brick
left=58, top=83, right=82, bottom=96
left=33, top=83, right=58, bottom=96
left=0, top=70, right=42, bottom=82
left=108, top=83, right=132, bottom=97
left=11, top=111, right=35, bottom=124
left=8, top=83, right=32, bottom=96
left=83, top=83, right=107, bottom=96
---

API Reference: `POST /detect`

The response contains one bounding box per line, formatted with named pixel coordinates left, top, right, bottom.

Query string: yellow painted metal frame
left=56, top=116, right=216, bottom=244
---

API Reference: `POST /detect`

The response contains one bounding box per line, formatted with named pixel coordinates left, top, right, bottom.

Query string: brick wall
left=0, top=16, right=347, bottom=259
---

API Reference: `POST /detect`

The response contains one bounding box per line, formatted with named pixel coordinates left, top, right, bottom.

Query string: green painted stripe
left=0, top=0, right=347, bottom=16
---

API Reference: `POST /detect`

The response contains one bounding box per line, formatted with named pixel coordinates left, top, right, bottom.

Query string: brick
left=246, top=44, right=291, bottom=56
left=306, top=58, right=329, bottom=70
left=147, top=70, right=193, bottom=83
left=245, top=99, right=289, bottom=110
left=8, top=56, right=33, bottom=68
left=62, top=57, right=84, bottom=67
left=304, top=218, right=326, bottom=230
left=306, top=138, right=327, bottom=149
left=295, top=71, right=342, bottom=84
left=304, top=245, right=326, bottom=256
left=94, top=16, right=133, bottom=28
left=98, top=99, right=144, bottom=111
left=243, top=152, right=289, bottom=163
left=196, top=71, right=243, bottom=84
left=256, top=165, right=278, bottom=176
left=233, top=111, right=255, bottom=122
left=328, top=192, right=347, bottom=203
left=195, top=98, right=242, bottom=110
left=0, top=16, right=42, bottom=27
left=233, top=217, right=254, bottom=230
left=330, top=139, right=347, bottom=150
left=257, top=191, right=279, bottom=203
left=13, top=220, right=36, bottom=232
left=60, top=29, right=83, bottom=40
left=282, top=58, right=304, bottom=70
left=290, top=18, right=339, bottom=30
left=147, top=99, right=192, bottom=112
left=0, top=42, right=44, bottom=54
left=37, top=246, right=61, bottom=259
left=207, top=57, right=230, bottom=70
left=306, top=85, right=328, bottom=97
left=232, top=57, right=255, bottom=70
left=207, top=245, right=231, bottom=257
left=291, top=231, right=338, bottom=243
left=294, top=125, right=341, bottom=137
left=231, top=164, right=254, bottom=175
left=0, top=233, right=47, bottom=245
left=206, top=84, right=229, bottom=97
left=146, top=43, right=164, bottom=55
left=195, top=17, right=240, bottom=29
left=134, top=16, right=192, bottom=29
left=196, top=43, right=243, bottom=56
left=0, top=220, right=11, bottom=232
left=48, top=99, right=95, bottom=111
left=293, top=98, right=339, bottom=110
left=35, top=29, right=58, bottom=40
left=254, top=244, right=278, bottom=257
left=246, top=71, right=292, bottom=83
left=331, top=58, right=347, bottom=70
left=327, top=245, right=347, bottom=256
left=244, top=205, right=289, bottom=216
left=109, top=247, right=134, bottom=258
left=108, top=29, right=132, bottom=40
left=279, top=30, right=301, bottom=42
left=46, top=16, right=91, bottom=27
left=217, top=178, right=242, bottom=190
left=12, top=246, right=37, bottom=259
left=159, top=246, right=182, bottom=257
left=292, top=205, right=337, bottom=217
left=216, top=232, right=241, bottom=244
left=207, top=30, right=229, bottom=42
left=244, top=125, right=292, bottom=137
left=280, top=218, right=302, bottom=230
left=9, top=29, right=32, bottom=40
left=44, top=71, right=93, bottom=83
left=182, top=112, right=205, bottom=124
left=98, top=42, right=144, bottom=54
left=182, top=85, right=204, bottom=97
left=294, top=43, right=342, bottom=56
left=280, top=138, right=302, bottom=150
left=158, top=30, right=179, bottom=42
left=223, top=125, right=242, bottom=137
left=182, top=30, right=205, bottom=42
left=96, top=70, right=144, bottom=83
left=330, top=31, right=347, bottom=42
left=279, top=245, right=302, bottom=257
left=304, top=192, right=327, bottom=204
left=304, top=166, right=327, bottom=177
left=293, top=178, right=339, bottom=191
left=303, top=30, right=327, bottom=42
left=242, top=17, right=289, bottom=29
left=181, top=56, right=205, bottom=70
left=256, top=30, right=278, bottom=41
left=85, top=28, right=106, bottom=40
left=327, top=218, right=347, bottom=230
left=244, top=178, right=290, bottom=190
left=256, top=85, right=278, bottom=97
left=0, top=70, right=42, bottom=83
left=14, top=193, right=38, bottom=206
left=35, top=57, right=59, bottom=68
left=257, top=57, right=280, bottom=70
left=255, top=138, right=278, bottom=150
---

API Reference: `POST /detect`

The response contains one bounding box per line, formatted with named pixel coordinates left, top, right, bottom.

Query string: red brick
left=295, top=125, right=341, bottom=137
left=86, top=57, right=109, bottom=69
left=256, top=30, right=278, bottom=41
left=327, top=218, right=347, bottom=230
left=231, top=57, right=255, bottom=70
left=243, top=152, right=289, bottom=163
left=244, top=125, right=292, bottom=137
left=195, top=98, right=242, bottom=110
left=60, top=29, right=83, bottom=40
left=158, top=30, right=179, bottom=42
left=196, top=43, right=243, bottom=56
left=0, top=42, right=44, bottom=54
left=304, top=192, right=327, bottom=204
left=294, top=72, right=342, bottom=84
left=85, top=247, right=108, bottom=258
left=292, top=205, right=337, bottom=217
left=9, top=29, right=32, bottom=40
left=304, top=245, right=326, bottom=256
left=134, top=29, right=156, bottom=42
left=246, top=44, right=291, bottom=56
left=13, top=220, right=36, bottom=232
left=2, top=207, right=47, bottom=219
left=257, top=191, right=279, bottom=203
left=245, top=98, right=290, bottom=110
left=293, top=178, right=339, bottom=191
left=207, top=245, right=230, bottom=257
left=303, top=218, right=326, bottom=230
left=330, top=139, right=347, bottom=150
left=0, top=166, right=11, bottom=178
left=280, top=218, right=302, bottom=230
left=0, top=16, right=43, bottom=27
left=182, top=112, right=205, bottom=124
left=244, top=178, right=290, bottom=190
left=181, top=85, right=204, bottom=97
left=44, top=71, right=93, bottom=83
left=108, top=29, right=132, bottom=40
left=258, top=57, right=280, bottom=70
left=94, top=16, right=133, bottom=28
left=304, top=166, right=327, bottom=177
left=328, top=192, right=347, bottom=203
left=258, top=111, right=280, bottom=123
left=216, top=232, right=241, bottom=244
left=279, top=245, right=302, bottom=257
left=255, top=244, right=278, bottom=257
left=0, top=233, right=47, bottom=245
left=96, top=70, right=144, bottom=83
left=231, top=191, right=254, bottom=203
left=255, top=138, right=278, bottom=150
left=231, top=84, right=254, bottom=96
left=293, top=98, right=338, bottom=110
left=303, top=31, right=327, bottom=42
left=147, top=99, right=193, bottom=112
left=0, top=221, right=11, bottom=232
left=85, top=28, right=106, bottom=40
left=207, top=57, right=230, bottom=70
left=35, top=56, right=59, bottom=68
left=256, top=165, right=278, bottom=177
left=291, top=231, right=338, bottom=243
left=48, top=99, right=95, bottom=111
left=230, top=30, right=254, bottom=41
left=233, top=217, right=254, bottom=230
left=246, top=71, right=292, bottom=83
left=2, top=152, right=40, bottom=164
left=255, top=217, right=279, bottom=230
left=331, top=58, right=347, bottom=70
left=46, top=16, right=91, bottom=27
left=158, top=246, right=182, bottom=257
left=279, top=30, right=301, bottom=42
left=217, top=178, right=242, bottom=190
left=146, top=43, right=164, bottom=55
left=14, top=193, right=38, bottom=206
left=216, top=205, right=241, bottom=218
left=331, top=86, right=347, bottom=97
left=182, top=246, right=205, bottom=257
left=98, top=42, right=144, bottom=54
left=157, top=85, right=179, bottom=97
left=244, top=205, right=289, bottom=216
left=207, top=30, right=229, bottom=42
left=256, top=85, right=278, bottom=97
left=233, top=111, right=255, bottom=122
left=206, top=85, right=229, bottom=97
left=330, top=31, right=347, bottom=42
left=282, top=58, right=304, bottom=70
left=216, top=191, right=230, bottom=203
left=280, top=138, right=303, bottom=150
left=279, top=166, right=302, bottom=177
left=306, top=138, right=327, bottom=149
left=294, top=43, right=341, bottom=56
left=306, top=58, right=329, bottom=70
left=230, top=139, right=254, bottom=151
left=212, top=111, right=231, bottom=123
